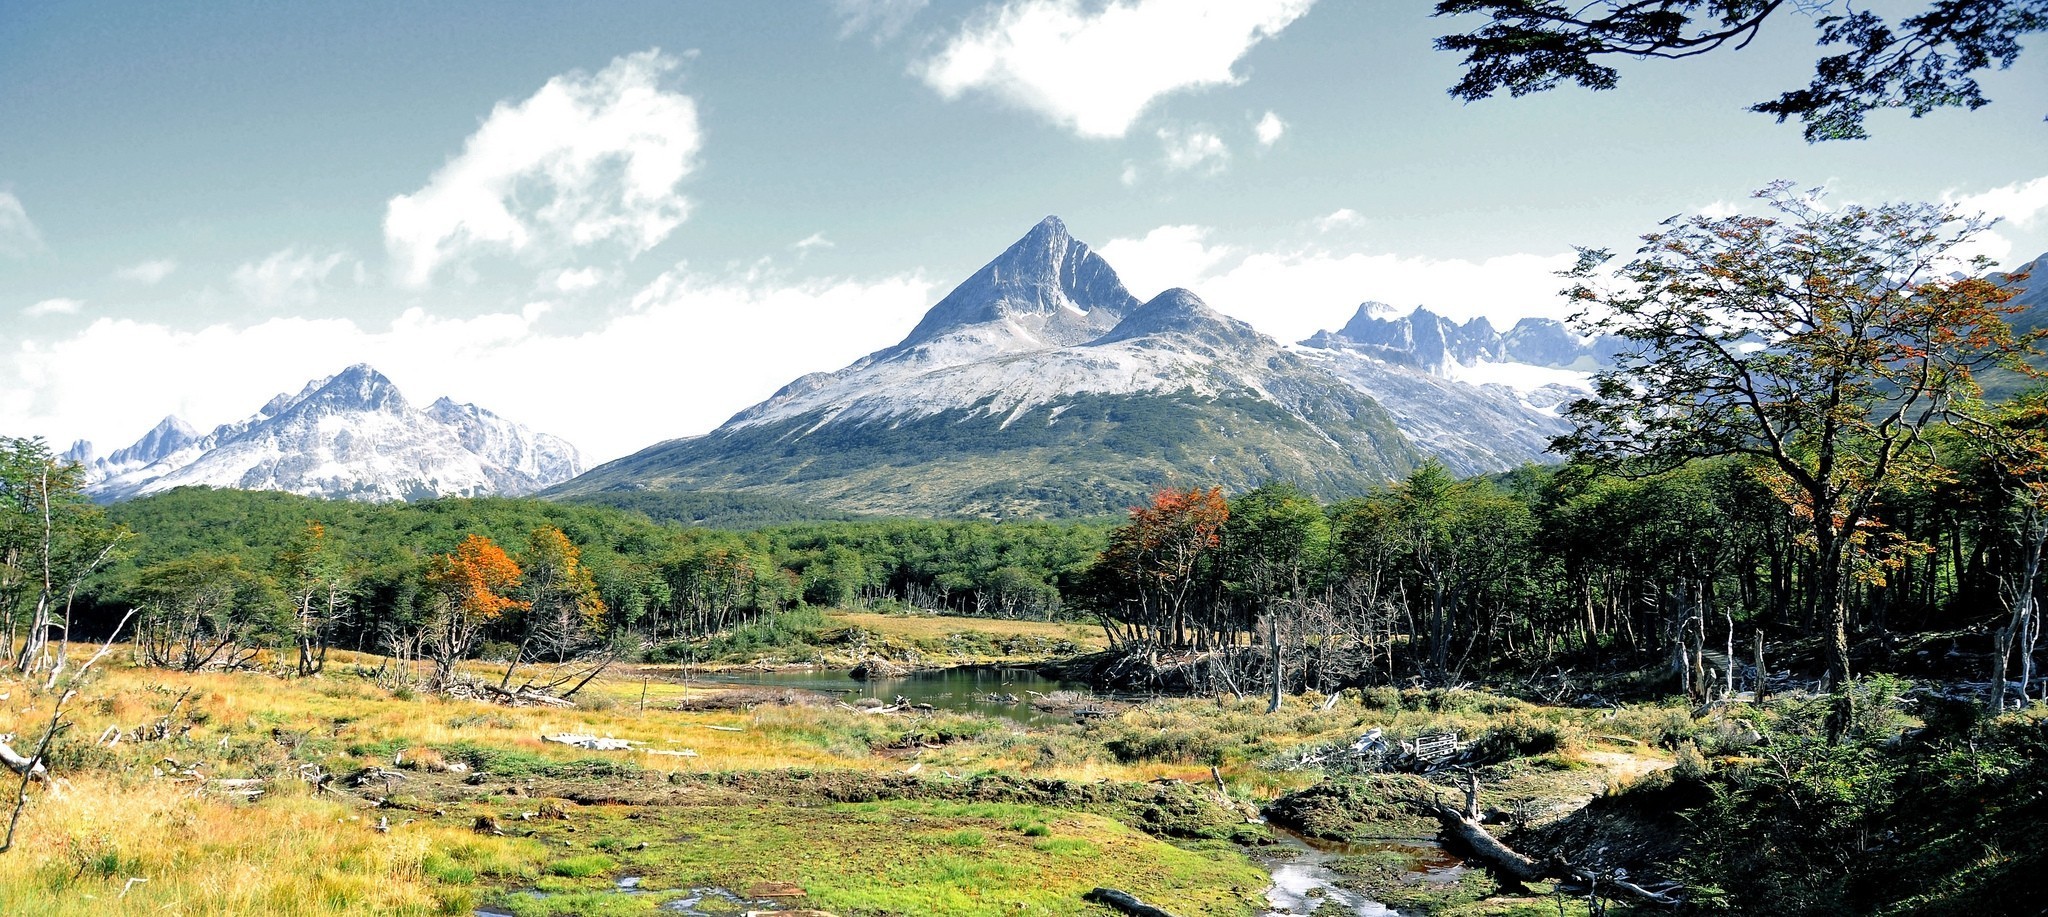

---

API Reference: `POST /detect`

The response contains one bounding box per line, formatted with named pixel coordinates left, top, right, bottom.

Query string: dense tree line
left=2, top=483, right=1105, bottom=677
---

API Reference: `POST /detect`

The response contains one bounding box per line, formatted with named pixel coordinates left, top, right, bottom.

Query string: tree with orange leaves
left=1093, top=486, right=1228, bottom=649
left=1559, top=182, right=2038, bottom=686
left=423, top=533, right=524, bottom=687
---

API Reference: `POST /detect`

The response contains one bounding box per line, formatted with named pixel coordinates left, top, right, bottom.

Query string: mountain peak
left=297, top=364, right=407, bottom=414
left=890, top=217, right=1138, bottom=352
left=1092, top=288, right=1262, bottom=351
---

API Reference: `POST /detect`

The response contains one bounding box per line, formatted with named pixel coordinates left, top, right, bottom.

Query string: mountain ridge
left=77, top=364, right=583, bottom=503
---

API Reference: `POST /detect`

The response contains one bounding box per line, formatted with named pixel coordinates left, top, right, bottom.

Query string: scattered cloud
left=22, top=298, right=83, bottom=318
left=115, top=258, right=179, bottom=285
left=1254, top=110, right=1285, bottom=147
left=921, top=0, right=1316, bottom=138
left=1314, top=208, right=1360, bottom=232
left=793, top=232, right=835, bottom=254
left=1697, top=200, right=1742, bottom=219
left=1157, top=127, right=1229, bottom=174
left=384, top=49, right=702, bottom=287
left=1119, top=162, right=1140, bottom=186
left=231, top=248, right=352, bottom=307
left=0, top=191, right=45, bottom=259
left=1, top=269, right=935, bottom=462
left=833, top=0, right=931, bottom=41
left=1103, top=223, right=1573, bottom=341
left=547, top=266, right=610, bottom=293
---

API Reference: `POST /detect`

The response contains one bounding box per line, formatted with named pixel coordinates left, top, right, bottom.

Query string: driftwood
left=0, top=741, right=48, bottom=782
left=477, top=684, right=576, bottom=708
left=1082, top=887, right=1182, bottom=917
left=1415, top=798, right=1683, bottom=906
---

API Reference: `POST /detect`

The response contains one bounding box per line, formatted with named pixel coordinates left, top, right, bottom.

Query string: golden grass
left=825, top=611, right=1107, bottom=653
left=0, top=643, right=1675, bottom=916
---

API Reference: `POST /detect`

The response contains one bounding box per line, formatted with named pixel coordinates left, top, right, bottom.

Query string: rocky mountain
left=555, top=217, right=1431, bottom=517
left=64, top=415, right=200, bottom=485
left=1300, top=302, right=1623, bottom=373
left=1289, top=302, right=1628, bottom=473
left=78, top=365, right=582, bottom=503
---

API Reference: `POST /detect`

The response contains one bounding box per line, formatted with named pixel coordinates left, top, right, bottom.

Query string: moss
left=1263, top=775, right=1437, bottom=841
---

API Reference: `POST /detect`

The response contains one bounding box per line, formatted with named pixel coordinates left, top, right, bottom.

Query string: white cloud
left=1, top=269, right=935, bottom=463
left=1102, top=224, right=1574, bottom=342
left=921, top=0, right=1316, bottom=138
left=231, top=248, right=351, bottom=307
left=1697, top=200, right=1742, bottom=219
left=1158, top=127, right=1229, bottom=173
left=0, top=191, right=44, bottom=259
left=114, top=258, right=178, bottom=285
left=548, top=266, right=610, bottom=293
left=1099, top=225, right=1234, bottom=293
left=1119, top=162, right=1140, bottom=186
left=793, top=232, right=835, bottom=253
left=384, top=49, right=702, bottom=287
left=1314, top=208, right=1360, bottom=232
left=1953, top=175, right=2048, bottom=229
left=1254, top=110, right=1285, bottom=147
left=834, top=0, right=931, bottom=40
left=22, top=298, right=82, bottom=318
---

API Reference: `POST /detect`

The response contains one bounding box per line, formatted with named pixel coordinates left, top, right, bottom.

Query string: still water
left=696, top=666, right=1084, bottom=724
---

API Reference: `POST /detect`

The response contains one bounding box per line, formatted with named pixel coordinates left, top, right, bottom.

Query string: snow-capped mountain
left=1288, top=303, right=1628, bottom=473
left=80, top=365, right=582, bottom=503
left=561, top=218, right=1446, bottom=516
left=65, top=415, right=201, bottom=486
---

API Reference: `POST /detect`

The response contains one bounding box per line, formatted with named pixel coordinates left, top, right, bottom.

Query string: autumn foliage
left=422, top=533, right=523, bottom=684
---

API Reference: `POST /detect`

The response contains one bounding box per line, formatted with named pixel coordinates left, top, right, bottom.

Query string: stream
left=1257, top=828, right=1466, bottom=917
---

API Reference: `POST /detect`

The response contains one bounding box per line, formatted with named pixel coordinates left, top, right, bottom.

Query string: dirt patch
left=1578, top=749, right=1674, bottom=789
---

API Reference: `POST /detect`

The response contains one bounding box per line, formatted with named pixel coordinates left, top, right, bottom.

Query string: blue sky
left=4, top=0, right=2045, bottom=461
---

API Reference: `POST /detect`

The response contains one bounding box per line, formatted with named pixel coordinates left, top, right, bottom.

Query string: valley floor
left=0, top=616, right=1694, bottom=917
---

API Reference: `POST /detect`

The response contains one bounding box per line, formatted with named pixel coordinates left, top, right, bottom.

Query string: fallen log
left=0, top=740, right=48, bottom=782
left=1082, top=887, right=1182, bottom=917
left=1413, top=799, right=1682, bottom=906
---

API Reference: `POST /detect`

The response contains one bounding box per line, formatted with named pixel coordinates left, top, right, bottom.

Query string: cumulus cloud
left=384, top=49, right=702, bottom=287
left=1, top=269, right=934, bottom=462
left=1953, top=175, right=2048, bottom=228
left=793, top=232, right=835, bottom=253
left=231, top=248, right=352, bottom=307
left=921, top=0, right=1316, bottom=138
left=115, top=258, right=179, bottom=285
left=833, top=0, right=931, bottom=41
left=1254, top=110, right=1285, bottom=147
left=22, top=298, right=83, bottom=318
left=1103, top=224, right=1574, bottom=342
left=1158, top=127, right=1229, bottom=173
left=0, top=192, right=45, bottom=259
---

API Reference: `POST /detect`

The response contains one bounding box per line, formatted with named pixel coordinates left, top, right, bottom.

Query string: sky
left=3, top=0, right=2045, bottom=463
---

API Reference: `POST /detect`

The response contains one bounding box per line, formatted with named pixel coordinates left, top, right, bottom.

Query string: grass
left=0, top=634, right=1681, bottom=917
left=479, top=799, right=1266, bottom=917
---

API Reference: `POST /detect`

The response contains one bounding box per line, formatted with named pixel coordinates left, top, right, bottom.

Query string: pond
left=695, top=665, right=1091, bottom=724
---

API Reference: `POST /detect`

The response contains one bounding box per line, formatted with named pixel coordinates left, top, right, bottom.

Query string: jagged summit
left=889, top=216, right=1138, bottom=354
left=82, top=364, right=582, bottom=503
